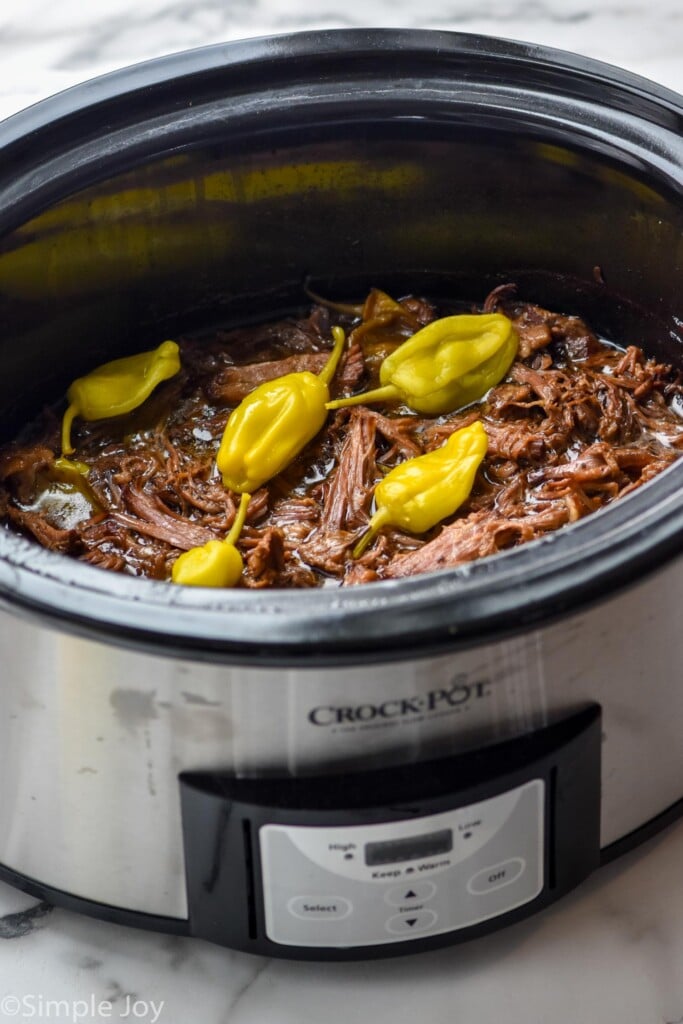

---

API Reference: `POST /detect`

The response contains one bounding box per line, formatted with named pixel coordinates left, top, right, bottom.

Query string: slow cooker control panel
left=180, top=704, right=601, bottom=959
left=260, top=779, right=543, bottom=947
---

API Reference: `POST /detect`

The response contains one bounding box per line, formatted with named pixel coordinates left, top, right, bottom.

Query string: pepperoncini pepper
left=171, top=491, right=251, bottom=588
left=61, top=340, right=181, bottom=455
left=51, top=456, right=99, bottom=507
left=326, top=313, right=518, bottom=416
left=53, top=456, right=91, bottom=481
left=217, top=326, right=346, bottom=493
left=353, top=420, right=488, bottom=557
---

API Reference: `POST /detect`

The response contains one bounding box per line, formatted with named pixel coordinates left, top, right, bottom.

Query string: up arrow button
left=385, top=881, right=437, bottom=907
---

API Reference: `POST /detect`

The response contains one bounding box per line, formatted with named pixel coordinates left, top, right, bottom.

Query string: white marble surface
left=3, top=823, right=683, bottom=1023
left=2, top=2, right=683, bottom=1023
left=1, top=0, right=683, bottom=123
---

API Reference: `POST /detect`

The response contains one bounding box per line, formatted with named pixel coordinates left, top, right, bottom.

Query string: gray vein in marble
left=104, top=980, right=140, bottom=1010
left=2, top=1, right=683, bottom=126
left=218, top=959, right=271, bottom=1024
left=2, top=0, right=681, bottom=71
left=78, top=955, right=104, bottom=970
left=0, top=900, right=53, bottom=939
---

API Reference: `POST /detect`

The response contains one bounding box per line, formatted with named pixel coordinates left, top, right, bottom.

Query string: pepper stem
left=352, top=508, right=391, bottom=559
left=318, top=326, right=347, bottom=387
left=326, top=384, right=400, bottom=411
left=226, top=492, right=251, bottom=546
left=304, top=284, right=364, bottom=316
left=61, top=403, right=78, bottom=456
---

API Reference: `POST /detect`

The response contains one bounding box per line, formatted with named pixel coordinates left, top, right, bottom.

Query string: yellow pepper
left=354, top=420, right=488, bottom=557
left=217, top=326, right=346, bottom=493
left=327, top=313, right=517, bottom=415
left=50, top=456, right=99, bottom=508
left=53, top=456, right=91, bottom=480
left=171, top=492, right=251, bottom=588
left=61, top=340, right=181, bottom=455
left=28, top=456, right=100, bottom=528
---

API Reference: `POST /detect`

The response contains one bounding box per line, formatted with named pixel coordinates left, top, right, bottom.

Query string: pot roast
left=1, top=284, right=682, bottom=588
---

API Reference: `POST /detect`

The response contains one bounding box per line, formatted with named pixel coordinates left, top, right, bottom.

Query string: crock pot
left=0, top=29, right=682, bottom=960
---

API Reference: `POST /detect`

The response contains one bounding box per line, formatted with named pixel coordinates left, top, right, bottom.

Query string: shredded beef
left=0, top=444, right=55, bottom=504
left=319, top=409, right=377, bottom=532
left=1, top=289, right=682, bottom=586
left=295, top=408, right=377, bottom=576
left=6, top=505, right=78, bottom=553
left=243, top=527, right=287, bottom=588
left=206, top=352, right=329, bottom=404
left=111, top=491, right=218, bottom=551
left=205, top=344, right=365, bottom=406
left=385, top=506, right=572, bottom=579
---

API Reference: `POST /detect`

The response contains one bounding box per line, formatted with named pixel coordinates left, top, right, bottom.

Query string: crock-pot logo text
left=308, top=677, right=491, bottom=728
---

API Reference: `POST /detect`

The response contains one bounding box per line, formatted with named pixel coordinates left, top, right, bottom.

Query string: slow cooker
left=0, top=29, right=682, bottom=960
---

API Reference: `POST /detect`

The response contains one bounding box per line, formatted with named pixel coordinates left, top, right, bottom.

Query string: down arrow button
left=386, top=909, right=438, bottom=935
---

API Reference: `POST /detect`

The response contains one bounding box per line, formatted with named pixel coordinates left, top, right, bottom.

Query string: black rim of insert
left=0, top=29, right=681, bottom=665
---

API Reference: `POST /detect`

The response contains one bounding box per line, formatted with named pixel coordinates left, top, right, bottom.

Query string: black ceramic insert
left=0, top=31, right=681, bottom=662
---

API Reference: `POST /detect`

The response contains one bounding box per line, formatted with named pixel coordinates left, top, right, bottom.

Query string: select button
left=287, top=896, right=352, bottom=921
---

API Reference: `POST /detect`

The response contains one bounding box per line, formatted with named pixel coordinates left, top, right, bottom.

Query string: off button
left=467, top=858, right=526, bottom=895
left=287, top=896, right=352, bottom=921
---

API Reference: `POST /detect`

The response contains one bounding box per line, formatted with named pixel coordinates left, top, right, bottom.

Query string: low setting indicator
left=364, top=829, right=453, bottom=866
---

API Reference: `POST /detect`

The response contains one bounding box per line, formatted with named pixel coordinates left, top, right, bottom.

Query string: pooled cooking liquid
left=1, top=284, right=682, bottom=588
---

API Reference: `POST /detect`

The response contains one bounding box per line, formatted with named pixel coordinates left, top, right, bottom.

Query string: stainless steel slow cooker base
left=1, top=554, right=682, bottom=928
left=0, top=31, right=682, bottom=957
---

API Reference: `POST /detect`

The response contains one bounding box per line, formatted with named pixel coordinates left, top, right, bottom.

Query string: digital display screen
left=364, top=829, right=453, bottom=866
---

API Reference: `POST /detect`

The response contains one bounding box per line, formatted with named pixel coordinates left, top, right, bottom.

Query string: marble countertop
left=1, top=0, right=683, bottom=122
left=4, top=824, right=683, bottom=1022
left=2, top=2, right=683, bottom=1022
